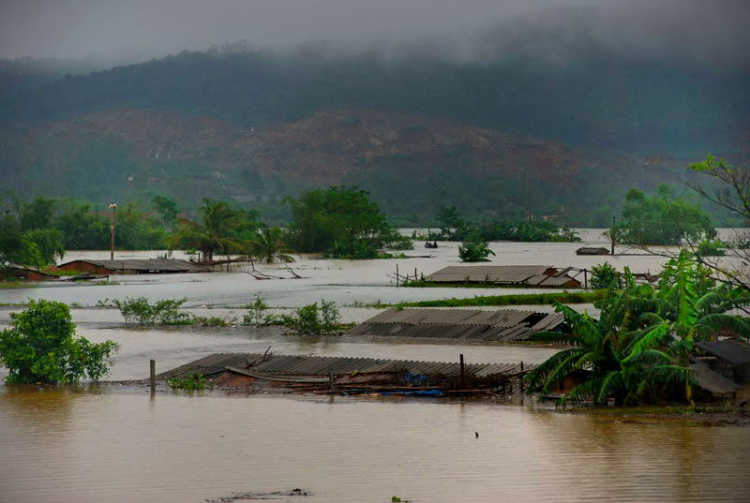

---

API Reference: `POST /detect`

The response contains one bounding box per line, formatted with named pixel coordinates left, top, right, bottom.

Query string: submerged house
left=56, top=258, right=209, bottom=275
left=345, top=308, right=567, bottom=343
left=696, top=340, right=750, bottom=384
left=0, top=266, right=57, bottom=281
left=156, top=352, right=533, bottom=395
left=423, top=265, right=582, bottom=288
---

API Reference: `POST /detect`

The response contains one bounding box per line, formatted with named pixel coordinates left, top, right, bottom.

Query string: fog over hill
left=1, top=1, right=748, bottom=223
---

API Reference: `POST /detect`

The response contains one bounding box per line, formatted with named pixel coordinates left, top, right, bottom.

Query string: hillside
left=1, top=49, right=748, bottom=224
left=1, top=105, right=672, bottom=224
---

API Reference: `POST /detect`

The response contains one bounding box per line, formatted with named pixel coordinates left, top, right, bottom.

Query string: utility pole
left=109, top=203, right=118, bottom=261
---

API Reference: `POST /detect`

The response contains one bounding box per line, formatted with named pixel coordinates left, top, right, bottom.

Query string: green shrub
left=696, top=239, right=726, bottom=257
left=113, top=297, right=191, bottom=325
left=0, top=300, right=119, bottom=383
left=458, top=238, right=495, bottom=262
left=590, top=262, right=621, bottom=289
left=167, top=372, right=214, bottom=390
left=286, top=300, right=341, bottom=335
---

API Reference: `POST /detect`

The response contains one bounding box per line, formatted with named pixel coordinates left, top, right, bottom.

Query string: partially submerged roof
left=423, top=265, right=581, bottom=287
left=696, top=340, right=750, bottom=366
left=345, top=308, right=566, bottom=342
left=690, top=361, right=743, bottom=395
left=58, top=258, right=209, bottom=273
left=156, top=352, right=531, bottom=381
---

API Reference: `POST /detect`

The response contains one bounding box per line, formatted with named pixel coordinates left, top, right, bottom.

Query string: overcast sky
left=1, top=0, right=748, bottom=67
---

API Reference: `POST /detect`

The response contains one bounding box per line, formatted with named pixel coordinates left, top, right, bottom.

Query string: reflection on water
left=1, top=388, right=749, bottom=503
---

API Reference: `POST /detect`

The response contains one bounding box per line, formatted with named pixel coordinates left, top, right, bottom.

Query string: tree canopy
left=615, top=185, right=716, bottom=246
left=0, top=300, right=119, bottom=383
left=285, top=186, right=409, bottom=259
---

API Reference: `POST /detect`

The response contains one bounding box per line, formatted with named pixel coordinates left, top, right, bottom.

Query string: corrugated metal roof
left=423, top=265, right=581, bottom=287
left=156, top=353, right=534, bottom=380
left=696, top=341, right=750, bottom=366
left=346, top=308, right=566, bottom=342
left=690, top=361, right=743, bottom=394
left=425, top=265, right=553, bottom=284
left=59, top=258, right=209, bottom=273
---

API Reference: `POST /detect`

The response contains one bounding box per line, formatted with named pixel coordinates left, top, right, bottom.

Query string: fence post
left=460, top=354, right=465, bottom=389
left=150, top=359, right=156, bottom=390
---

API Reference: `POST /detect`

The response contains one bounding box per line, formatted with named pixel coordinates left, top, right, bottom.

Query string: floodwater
left=2, top=230, right=750, bottom=502
left=2, top=389, right=750, bottom=503
left=0, top=229, right=687, bottom=309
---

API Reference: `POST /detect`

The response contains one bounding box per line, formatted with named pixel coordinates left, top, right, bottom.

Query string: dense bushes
left=0, top=300, right=119, bottom=383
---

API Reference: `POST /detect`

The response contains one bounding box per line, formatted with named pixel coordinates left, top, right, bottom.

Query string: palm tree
left=247, top=226, right=294, bottom=264
left=167, top=199, right=243, bottom=262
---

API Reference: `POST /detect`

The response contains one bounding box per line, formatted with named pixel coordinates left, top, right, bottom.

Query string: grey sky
left=1, top=0, right=748, bottom=67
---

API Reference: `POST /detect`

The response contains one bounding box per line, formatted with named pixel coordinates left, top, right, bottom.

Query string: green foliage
left=285, top=300, right=341, bottom=336
left=525, top=251, right=750, bottom=406
left=285, top=186, right=409, bottom=259
left=22, top=228, right=65, bottom=265
left=590, top=263, right=621, bottom=290
left=695, top=239, right=726, bottom=257
left=435, top=207, right=580, bottom=243
left=458, top=237, right=495, bottom=262
left=614, top=185, right=716, bottom=245
left=0, top=300, right=119, bottom=383
left=249, top=225, right=294, bottom=263
left=167, top=372, right=214, bottom=390
left=112, top=297, right=191, bottom=326
left=168, top=198, right=248, bottom=262
left=242, top=293, right=274, bottom=327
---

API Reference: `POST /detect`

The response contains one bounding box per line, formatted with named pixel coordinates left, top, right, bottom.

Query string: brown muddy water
left=2, top=230, right=750, bottom=502
left=2, top=388, right=750, bottom=503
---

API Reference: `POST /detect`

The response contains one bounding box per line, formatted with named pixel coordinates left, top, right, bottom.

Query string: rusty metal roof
left=58, top=258, right=209, bottom=273
left=346, top=308, right=566, bottom=342
left=155, top=353, right=533, bottom=380
left=696, top=340, right=750, bottom=366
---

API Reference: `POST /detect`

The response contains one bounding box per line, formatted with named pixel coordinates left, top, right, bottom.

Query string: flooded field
left=2, top=230, right=749, bottom=502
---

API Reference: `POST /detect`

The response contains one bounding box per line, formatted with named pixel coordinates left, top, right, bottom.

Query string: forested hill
left=1, top=47, right=748, bottom=224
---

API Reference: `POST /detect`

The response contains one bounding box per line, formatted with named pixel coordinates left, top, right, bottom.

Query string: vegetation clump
left=589, top=263, right=621, bottom=290
left=612, top=185, right=716, bottom=246
left=0, top=300, right=119, bottom=383
left=285, top=186, right=411, bottom=259
left=113, top=297, right=231, bottom=326
left=458, top=236, right=495, bottom=262
left=525, top=251, right=750, bottom=406
left=167, top=372, right=214, bottom=390
left=435, top=206, right=580, bottom=243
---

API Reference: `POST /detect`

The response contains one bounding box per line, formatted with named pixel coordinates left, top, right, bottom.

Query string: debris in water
left=206, top=488, right=312, bottom=502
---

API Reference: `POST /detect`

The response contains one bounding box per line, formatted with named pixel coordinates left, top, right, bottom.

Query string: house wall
left=56, top=261, right=115, bottom=275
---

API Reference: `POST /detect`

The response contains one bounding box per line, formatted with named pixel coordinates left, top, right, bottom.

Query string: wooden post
left=414, top=267, right=418, bottom=282
left=396, top=264, right=400, bottom=287
left=150, top=359, right=156, bottom=389
left=459, top=354, right=465, bottom=389
left=519, top=361, right=524, bottom=395
left=611, top=216, right=616, bottom=256
left=109, top=203, right=117, bottom=261
left=329, top=371, right=336, bottom=393
left=583, top=268, right=588, bottom=289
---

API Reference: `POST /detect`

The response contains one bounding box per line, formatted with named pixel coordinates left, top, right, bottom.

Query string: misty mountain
left=1, top=5, right=748, bottom=225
